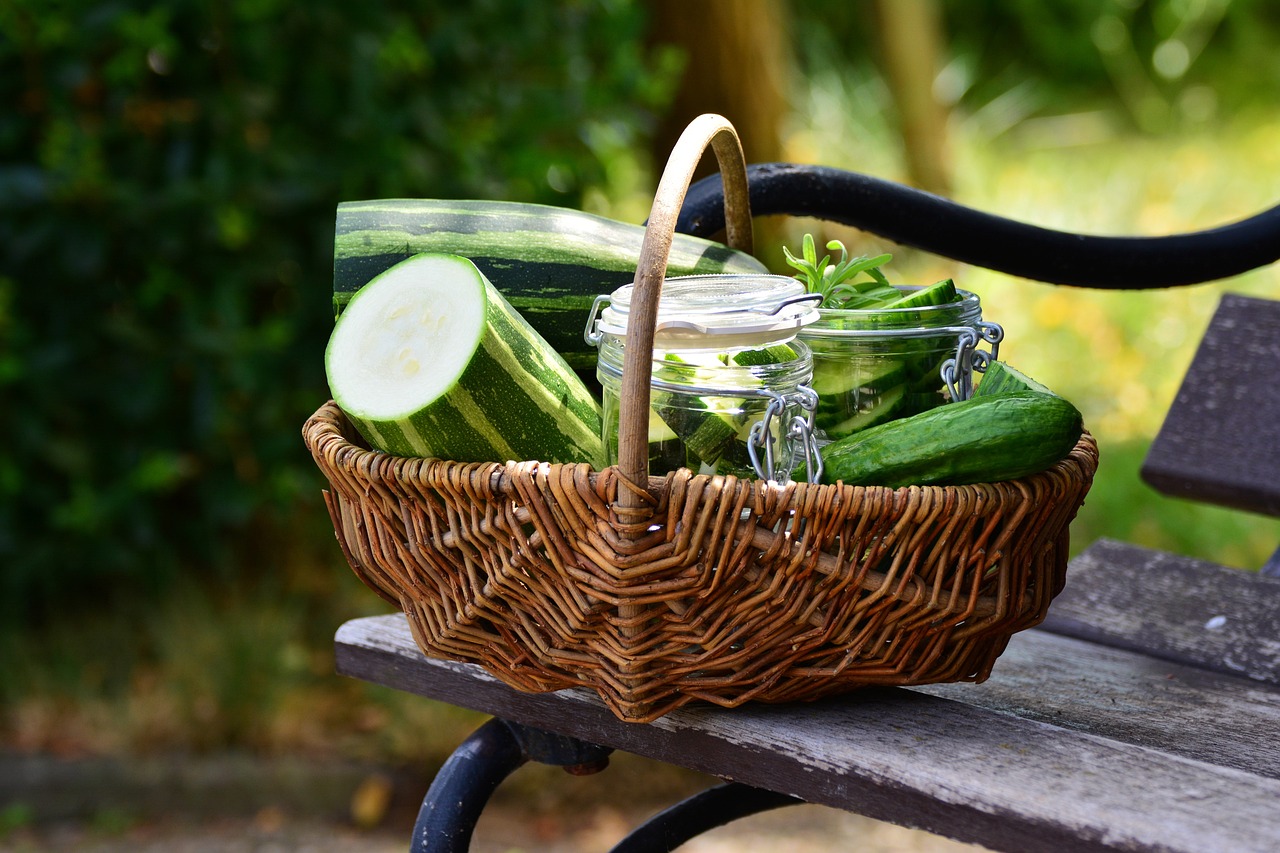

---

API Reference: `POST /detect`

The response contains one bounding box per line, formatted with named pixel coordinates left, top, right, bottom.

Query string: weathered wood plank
left=919, top=629, right=1280, bottom=778
left=1041, top=538, right=1280, bottom=685
left=336, top=614, right=1280, bottom=853
left=1141, top=292, right=1280, bottom=517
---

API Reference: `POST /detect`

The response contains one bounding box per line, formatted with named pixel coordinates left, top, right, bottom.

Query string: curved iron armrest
left=678, top=162, right=1280, bottom=288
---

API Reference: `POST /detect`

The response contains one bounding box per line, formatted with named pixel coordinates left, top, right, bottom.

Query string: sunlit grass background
left=6, top=68, right=1280, bottom=782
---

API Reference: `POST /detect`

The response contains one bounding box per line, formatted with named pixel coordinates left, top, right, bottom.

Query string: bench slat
left=1264, top=544, right=1280, bottom=579
left=1040, top=538, right=1280, bottom=685
left=1141, top=292, right=1280, bottom=517
left=920, top=630, right=1280, bottom=778
left=336, top=613, right=1280, bottom=853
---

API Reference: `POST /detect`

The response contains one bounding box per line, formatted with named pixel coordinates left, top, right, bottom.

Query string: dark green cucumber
left=334, top=199, right=768, bottom=371
left=974, top=361, right=1057, bottom=397
left=818, top=391, right=1083, bottom=487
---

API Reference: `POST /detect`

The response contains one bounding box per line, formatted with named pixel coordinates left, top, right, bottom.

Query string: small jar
left=798, top=287, right=1003, bottom=443
left=587, top=275, right=822, bottom=484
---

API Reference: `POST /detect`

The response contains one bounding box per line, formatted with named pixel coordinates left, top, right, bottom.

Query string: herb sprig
left=783, top=234, right=895, bottom=309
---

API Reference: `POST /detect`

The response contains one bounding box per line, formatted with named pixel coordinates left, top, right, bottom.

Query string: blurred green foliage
left=796, top=0, right=1280, bottom=132
left=0, top=0, right=676, bottom=625
left=942, top=0, right=1280, bottom=132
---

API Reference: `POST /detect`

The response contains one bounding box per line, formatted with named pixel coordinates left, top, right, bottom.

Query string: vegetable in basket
left=333, top=199, right=769, bottom=373
left=784, top=234, right=986, bottom=442
left=325, top=252, right=604, bottom=466
left=642, top=345, right=801, bottom=478
left=972, top=359, right=1056, bottom=397
left=810, top=370, right=1084, bottom=488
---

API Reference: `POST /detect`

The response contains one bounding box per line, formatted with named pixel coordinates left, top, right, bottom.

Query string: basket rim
left=303, top=398, right=1099, bottom=500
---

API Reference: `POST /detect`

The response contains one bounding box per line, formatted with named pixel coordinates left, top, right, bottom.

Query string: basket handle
left=616, top=114, right=754, bottom=508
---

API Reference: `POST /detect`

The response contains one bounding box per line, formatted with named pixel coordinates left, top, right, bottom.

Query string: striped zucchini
left=817, top=391, right=1083, bottom=487
left=326, top=253, right=603, bottom=466
left=334, top=199, right=769, bottom=371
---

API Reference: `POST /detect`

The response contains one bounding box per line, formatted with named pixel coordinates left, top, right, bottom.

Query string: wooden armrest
left=1141, top=293, right=1280, bottom=517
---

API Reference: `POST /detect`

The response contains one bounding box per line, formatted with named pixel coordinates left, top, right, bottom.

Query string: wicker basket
left=304, top=115, right=1099, bottom=723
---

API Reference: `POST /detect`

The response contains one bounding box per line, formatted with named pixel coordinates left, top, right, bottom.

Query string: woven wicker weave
left=304, top=115, right=1099, bottom=723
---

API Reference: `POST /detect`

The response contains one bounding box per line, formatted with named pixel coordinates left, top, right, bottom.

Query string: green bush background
left=0, top=0, right=676, bottom=625
left=3, top=0, right=1279, bottom=630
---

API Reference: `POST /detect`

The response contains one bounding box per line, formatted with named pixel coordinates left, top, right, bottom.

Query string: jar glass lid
left=596, top=274, right=821, bottom=350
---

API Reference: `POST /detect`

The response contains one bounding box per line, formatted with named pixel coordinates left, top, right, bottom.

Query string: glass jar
left=798, top=286, right=1003, bottom=443
left=587, top=275, right=823, bottom=484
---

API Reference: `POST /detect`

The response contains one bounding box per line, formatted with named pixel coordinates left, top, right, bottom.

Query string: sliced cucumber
left=810, top=357, right=907, bottom=398
left=648, top=410, right=679, bottom=441
left=974, top=361, right=1057, bottom=397
left=900, top=389, right=947, bottom=416
left=816, top=384, right=906, bottom=437
left=810, top=355, right=913, bottom=441
left=904, top=349, right=951, bottom=391
left=731, top=343, right=798, bottom=366
left=882, top=278, right=958, bottom=309
left=663, top=350, right=729, bottom=368
left=684, top=411, right=740, bottom=463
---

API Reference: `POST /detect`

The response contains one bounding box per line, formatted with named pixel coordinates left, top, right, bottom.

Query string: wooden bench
left=333, top=171, right=1280, bottom=852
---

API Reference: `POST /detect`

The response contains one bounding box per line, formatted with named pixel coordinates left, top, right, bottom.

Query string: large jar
left=588, top=275, right=823, bottom=484
left=798, top=287, right=1003, bottom=443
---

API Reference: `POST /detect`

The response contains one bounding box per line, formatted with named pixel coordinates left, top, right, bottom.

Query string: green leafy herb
left=782, top=234, right=895, bottom=309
